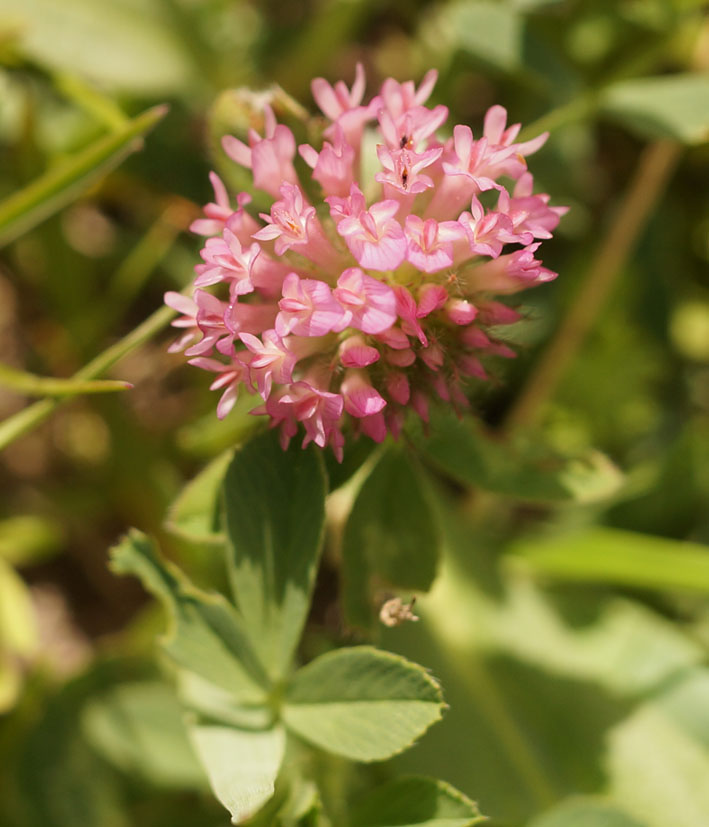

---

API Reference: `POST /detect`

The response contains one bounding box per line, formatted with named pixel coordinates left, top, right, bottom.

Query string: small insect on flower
left=168, top=68, right=566, bottom=460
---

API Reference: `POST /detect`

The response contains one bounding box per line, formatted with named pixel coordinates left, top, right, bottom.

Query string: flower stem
left=502, top=138, right=682, bottom=434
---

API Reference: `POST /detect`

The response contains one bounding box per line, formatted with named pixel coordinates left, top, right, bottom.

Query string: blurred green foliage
left=0, top=0, right=708, bottom=825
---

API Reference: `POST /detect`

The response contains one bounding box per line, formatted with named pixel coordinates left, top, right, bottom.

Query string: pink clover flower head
left=170, top=67, right=565, bottom=457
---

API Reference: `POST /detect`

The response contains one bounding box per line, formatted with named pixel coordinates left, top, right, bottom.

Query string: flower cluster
left=166, top=68, right=566, bottom=459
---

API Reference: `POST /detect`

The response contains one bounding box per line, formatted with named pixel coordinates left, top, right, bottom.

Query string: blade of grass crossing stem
left=0, top=301, right=176, bottom=452
left=0, top=104, right=168, bottom=248
left=0, top=363, right=132, bottom=397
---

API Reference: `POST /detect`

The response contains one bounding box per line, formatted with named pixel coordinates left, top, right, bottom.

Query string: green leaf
left=528, top=799, right=647, bottom=827
left=423, top=0, right=523, bottom=72
left=223, top=430, right=327, bottom=681
left=342, top=446, right=440, bottom=629
left=606, top=704, right=709, bottom=827
left=81, top=681, right=205, bottom=788
left=283, top=646, right=445, bottom=762
left=511, top=527, right=709, bottom=594
left=350, top=776, right=486, bottom=826
left=110, top=529, right=269, bottom=702
left=1, top=0, right=192, bottom=94
left=0, top=104, right=167, bottom=248
left=414, top=410, right=623, bottom=503
left=600, top=73, right=709, bottom=144
left=0, top=361, right=132, bottom=396
left=655, top=668, right=709, bottom=751
left=165, top=449, right=233, bottom=545
left=188, top=724, right=285, bottom=824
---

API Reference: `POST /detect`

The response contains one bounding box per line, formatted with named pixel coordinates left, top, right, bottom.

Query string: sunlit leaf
left=0, top=104, right=167, bottom=248
left=600, top=74, right=709, bottom=144
left=529, top=799, right=647, bottom=827
left=110, top=529, right=269, bottom=702
left=655, top=668, right=709, bottom=751
left=423, top=0, right=523, bottom=72
left=189, top=724, right=285, bottom=824
left=0, top=0, right=192, bottom=94
left=81, top=681, right=205, bottom=788
left=607, top=704, right=709, bottom=827
left=223, top=430, right=327, bottom=681
left=283, top=646, right=445, bottom=762
left=350, top=776, right=486, bottom=826
left=511, top=527, right=709, bottom=594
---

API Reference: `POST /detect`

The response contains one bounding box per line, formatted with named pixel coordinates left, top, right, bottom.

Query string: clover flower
left=166, top=68, right=566, bottom=460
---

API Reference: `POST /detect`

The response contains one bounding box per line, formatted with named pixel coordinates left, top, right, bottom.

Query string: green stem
left=0, top=302, right=176, bottom=452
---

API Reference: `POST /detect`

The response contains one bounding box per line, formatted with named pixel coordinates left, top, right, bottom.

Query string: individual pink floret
left=375, top=70, right=439, bottom=122
left=466, top=242, right=557, bottom=294
left=386, top=371, right=410, bottom=405
left=165, top=291, right=200, bottom=354
left=187, top=353, right=250, bottom=419
left=497, top=173, right=569, bottom=240
left=416, top=283, right=448, bottom=317
left=404, top=215, right=465, bottom=273
left=394, top=286, right=428, bottom=346
left=190, top=173, right=247, bottom=237
left=168, top=289, right=231, bottom=358
left=335, top=196, right=407, bottom=271
left=312, top=63, right=374, bottom=149
left=299, top=125, right=355, bottom=198
left=255, top=183, right=342, bottom=271
left=280, top=381, right=345, bottom=449
left=458, top=195, right=524, bottom=259
left=276, top=273, right=346, bottom=337
left=240, top=330, right=297, bottom=399
left=341, top=370, right=387, bottom=418
left=195, top=228, right=259, bottom=295
left=222, top=105, right=299, bottom=198
left=312, top=63, right=366, bottom=122
left=253, top=184, right=316, bottom=254
left=378, top=106, right=448, bottom=152
left=339, top=335, right=381, bottom=368
left=375, top=145, right=442, bottom=196
left=333, top=267, right=397, bottom=334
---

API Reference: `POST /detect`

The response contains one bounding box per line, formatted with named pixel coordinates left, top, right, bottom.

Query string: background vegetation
left=0, top=1, right=708, bottom=825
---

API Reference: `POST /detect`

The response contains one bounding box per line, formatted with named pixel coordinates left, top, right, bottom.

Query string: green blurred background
left=1, top=1, right=708, bottom=825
